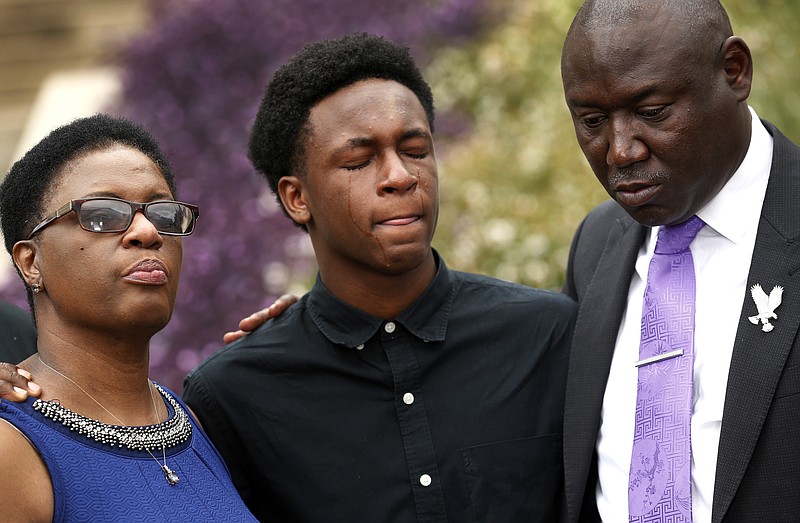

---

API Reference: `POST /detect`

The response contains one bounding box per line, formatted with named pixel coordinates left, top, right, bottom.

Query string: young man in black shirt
left=183, top=33, right=576, bottom=522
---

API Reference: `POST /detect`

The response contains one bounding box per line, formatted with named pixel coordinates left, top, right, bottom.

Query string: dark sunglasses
left=26, top=197, right=200, bottom=240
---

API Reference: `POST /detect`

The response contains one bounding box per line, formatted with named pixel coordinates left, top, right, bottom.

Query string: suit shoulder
left=583, top=199, right=629, bottom=228
left=570, top=199, right=640, bottom=258
left=564, top=199, right=641, bottom=300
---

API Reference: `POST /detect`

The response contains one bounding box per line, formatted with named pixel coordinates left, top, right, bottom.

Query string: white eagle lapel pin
left=748, top=283, right=784, bottom=332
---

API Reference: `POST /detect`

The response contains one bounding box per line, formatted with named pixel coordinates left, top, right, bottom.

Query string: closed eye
left=580, top=114, right=606, bottom=129
left=343, top=158, right=373, bottom=171
left=639, top=106, right=669, bottom=119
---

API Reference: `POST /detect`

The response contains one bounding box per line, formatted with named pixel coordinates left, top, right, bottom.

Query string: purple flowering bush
left=111, top=0, right=490, bottom=389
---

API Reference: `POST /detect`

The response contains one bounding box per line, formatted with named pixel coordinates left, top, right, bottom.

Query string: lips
left=613, top=182, right=662, bottom=208
left=123, top=259, right=168, bottom=285
left=379, top=215, right=420, bottom=226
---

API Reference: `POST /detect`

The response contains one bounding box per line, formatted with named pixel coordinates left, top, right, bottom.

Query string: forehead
left=49, top=145, right=171, bottom=203
left=562, top=14, right=703, bottom=104
left=307, top=79, right=430, bottom=139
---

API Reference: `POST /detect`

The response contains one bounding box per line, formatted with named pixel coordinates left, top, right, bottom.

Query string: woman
left=0, top=114, right=258, bottom=522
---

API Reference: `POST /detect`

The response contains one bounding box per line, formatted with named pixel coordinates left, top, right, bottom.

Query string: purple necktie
left=629, top=215, right=704, bottom=522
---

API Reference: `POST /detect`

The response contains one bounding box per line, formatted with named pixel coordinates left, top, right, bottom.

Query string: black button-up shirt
left=184, top=254, right=576, bottom=522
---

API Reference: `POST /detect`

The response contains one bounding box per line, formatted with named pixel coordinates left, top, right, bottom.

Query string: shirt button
left=420, top=474, right=432, bottom=487
left=403, top=392, right=414, bottom=405
left=384, top=322, right=396, bottom=333
left=355, top=344, right=365, bottom=351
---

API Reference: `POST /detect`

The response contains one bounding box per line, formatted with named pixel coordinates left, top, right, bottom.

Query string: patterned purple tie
left=629, top=215, right=704, bottom=522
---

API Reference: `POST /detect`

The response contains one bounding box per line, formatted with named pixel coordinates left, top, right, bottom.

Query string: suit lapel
left=564, top=211, right=645, bottom=522
left=712, top=123, right=800, bottom=522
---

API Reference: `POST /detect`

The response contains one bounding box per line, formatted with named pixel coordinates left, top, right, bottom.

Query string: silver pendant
left=162, top=465, right=180, bottom=486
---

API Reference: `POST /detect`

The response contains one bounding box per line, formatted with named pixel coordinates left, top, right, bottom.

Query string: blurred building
left=0, top=0, right=148, bottom=172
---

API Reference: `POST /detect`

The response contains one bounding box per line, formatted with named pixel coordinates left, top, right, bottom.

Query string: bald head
left=571, top=0, right=731, bottom=29
left=565, top=0, right=733, bottom=67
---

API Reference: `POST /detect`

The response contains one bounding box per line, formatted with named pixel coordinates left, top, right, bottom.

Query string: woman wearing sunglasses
left=0, top=114, right=257, bottom=522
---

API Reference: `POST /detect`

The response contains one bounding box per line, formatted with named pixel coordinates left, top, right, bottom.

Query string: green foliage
left=727, top=0, right=800, bottom=139
left=427, top=0, right=800, bottom=290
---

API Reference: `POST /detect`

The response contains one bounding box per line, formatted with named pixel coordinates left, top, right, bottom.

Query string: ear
left=720, top=36, right=753, bottom=102
left=278, top=176, right=312, bottom=226
left=12, top=240, right=42, bottom=290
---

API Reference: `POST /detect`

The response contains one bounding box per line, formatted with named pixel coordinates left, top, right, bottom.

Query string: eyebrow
left=331, top=128, right=432, bottom=156
left=83, top=190, right=174, bottom=201
left=401, top=128, right=432, bottom=141
left=568, top=85, right=664, bottom=109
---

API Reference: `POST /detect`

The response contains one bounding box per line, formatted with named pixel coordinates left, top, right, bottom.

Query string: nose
left=378, top=153, right=418, bottom=195
left=122, top=209, right=164, bottom=249
left=606, top=116, right=648, bottom=168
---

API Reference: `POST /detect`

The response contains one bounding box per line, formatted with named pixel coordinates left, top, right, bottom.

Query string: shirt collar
left=306, top=250, right=454, bottom=349
left=695, top=107, right=773, bottom=245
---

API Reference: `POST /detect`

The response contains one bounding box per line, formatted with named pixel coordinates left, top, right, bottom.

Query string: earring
left=32, top=283, right=40, bottom=294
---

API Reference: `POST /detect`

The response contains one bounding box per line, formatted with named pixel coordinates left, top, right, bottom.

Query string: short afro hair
left=0, top=113, right=176, bottom=256
left=248, top=32, right=435, bottom=216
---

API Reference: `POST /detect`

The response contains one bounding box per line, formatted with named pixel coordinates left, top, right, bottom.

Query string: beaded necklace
left=35, top=355, right=190, bottom=485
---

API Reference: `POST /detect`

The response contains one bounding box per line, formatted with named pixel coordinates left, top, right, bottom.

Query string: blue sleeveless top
left=0, top=385, right=258, bottom=522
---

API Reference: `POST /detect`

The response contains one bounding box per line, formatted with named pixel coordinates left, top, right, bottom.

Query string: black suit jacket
left=562, top=121, right=800, bottom=523
left=0, top=301, right=36, bottom=364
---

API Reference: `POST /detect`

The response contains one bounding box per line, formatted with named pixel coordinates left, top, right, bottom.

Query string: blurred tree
left=429, top=0, right=800, bottom=291
left=430, top=0, right=602, bottom=289
left=727, top=0, right=800, bottom=139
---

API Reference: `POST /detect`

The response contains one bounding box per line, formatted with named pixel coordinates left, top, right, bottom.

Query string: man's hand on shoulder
left=223, top=294, right=299, bottom=344
left=0, top=363, right=41, bottom=402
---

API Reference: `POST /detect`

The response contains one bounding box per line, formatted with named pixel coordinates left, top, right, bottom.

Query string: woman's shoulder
left=0, top=415, right=53, bottom=522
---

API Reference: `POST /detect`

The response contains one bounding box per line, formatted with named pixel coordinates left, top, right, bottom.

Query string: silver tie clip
left=634, top=348, right=684, bottom=367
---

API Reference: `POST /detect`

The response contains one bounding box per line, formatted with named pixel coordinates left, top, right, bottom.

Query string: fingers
left=0, top=363, right=42, bottom=402
left=223, top=294, right=300, bottom=344
left=274, top=293, right=300, bottom=309
left=238, top=294, right=299, bottom=332
left=237, top=311, right=271, bottom=334
left=223, top=329, right=248, bottom=344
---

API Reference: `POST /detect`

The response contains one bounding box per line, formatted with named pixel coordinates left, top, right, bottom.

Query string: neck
left=730, top=103, right=754, bottom=173
left=24, top=319, right=158, bottom=425
left=35, top=324, right=151, bottom=381
left=317, top=251, right=437, bottom=319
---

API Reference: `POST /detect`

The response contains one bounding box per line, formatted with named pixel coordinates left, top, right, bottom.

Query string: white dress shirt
left=595, top=108, right=773, bottom=522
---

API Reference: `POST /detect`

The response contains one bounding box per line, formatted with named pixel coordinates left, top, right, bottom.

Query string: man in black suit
left=561, top=0, right=800, bottom=521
